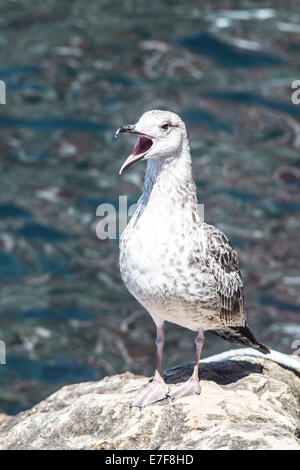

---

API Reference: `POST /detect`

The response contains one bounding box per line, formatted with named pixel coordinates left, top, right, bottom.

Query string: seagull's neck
left=140, top=139, right=197, bottom=210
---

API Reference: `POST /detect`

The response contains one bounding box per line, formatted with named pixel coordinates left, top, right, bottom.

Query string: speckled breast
left=119, top=214, right=221, bottom=330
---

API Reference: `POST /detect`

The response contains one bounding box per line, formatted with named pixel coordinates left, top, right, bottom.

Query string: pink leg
left=169, top=329, right=204, bottom=400
left=132, top=326, right=168, bottom=408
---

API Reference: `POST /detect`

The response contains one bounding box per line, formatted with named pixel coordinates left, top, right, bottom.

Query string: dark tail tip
left=254, top=342, right=270, bottom=355
left=210, top=323, right=270, bottom=354
left=241, top=323, right=270, bottom=354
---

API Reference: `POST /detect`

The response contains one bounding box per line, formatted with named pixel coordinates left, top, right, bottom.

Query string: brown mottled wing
left=203, top=223, right=245, bottom=326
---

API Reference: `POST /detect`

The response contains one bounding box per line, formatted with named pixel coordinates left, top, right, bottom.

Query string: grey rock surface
left=0, top=352, right=299, bottom=450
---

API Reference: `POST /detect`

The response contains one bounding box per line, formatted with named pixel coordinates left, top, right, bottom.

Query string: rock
left=0, top=414, right=10, bottom=423
left=0, top=352, right=300, bottom=450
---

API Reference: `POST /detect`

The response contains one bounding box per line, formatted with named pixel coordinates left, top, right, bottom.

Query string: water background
left=0, top=0, right=300, bottom=414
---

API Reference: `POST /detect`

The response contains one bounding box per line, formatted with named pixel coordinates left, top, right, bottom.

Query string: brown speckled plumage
left=203, top=223, right=244, bottom=326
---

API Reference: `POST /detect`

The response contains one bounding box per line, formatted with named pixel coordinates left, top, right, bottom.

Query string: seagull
left=115, top=110, right=269, bottom=408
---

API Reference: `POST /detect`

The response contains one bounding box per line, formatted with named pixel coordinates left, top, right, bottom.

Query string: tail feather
left=210, top=323, right=270, bottom=354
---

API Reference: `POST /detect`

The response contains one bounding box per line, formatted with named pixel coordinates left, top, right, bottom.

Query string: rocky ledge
left=0, top=351, right=299, bottom=450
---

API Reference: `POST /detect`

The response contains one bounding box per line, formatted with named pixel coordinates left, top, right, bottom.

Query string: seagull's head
left=116, top=110, right=186, bottom=175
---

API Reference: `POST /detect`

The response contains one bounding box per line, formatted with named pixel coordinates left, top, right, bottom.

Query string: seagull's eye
left=161, top=123, right=170, bottom=130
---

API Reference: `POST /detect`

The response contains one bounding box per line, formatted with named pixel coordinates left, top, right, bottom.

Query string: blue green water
left=0, top=0, right=299, bottom=414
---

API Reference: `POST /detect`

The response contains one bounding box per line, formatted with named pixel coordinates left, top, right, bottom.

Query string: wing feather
left=203, top=223, right=245, bottom=326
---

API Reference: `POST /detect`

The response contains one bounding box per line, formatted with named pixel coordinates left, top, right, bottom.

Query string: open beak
left=115, top=125, right=153, bottom=175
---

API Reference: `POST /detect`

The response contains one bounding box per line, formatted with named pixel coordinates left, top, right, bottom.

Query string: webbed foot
left=168, top=376, right=201, bottom=401
left=131, top=371, right=168, bottom=409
